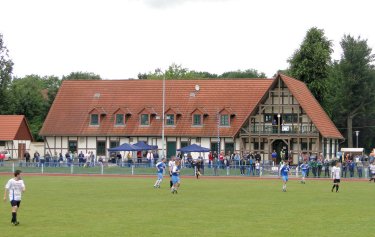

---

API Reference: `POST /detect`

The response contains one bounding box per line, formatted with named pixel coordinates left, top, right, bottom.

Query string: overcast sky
left=1, top=0, right=374, bottom=79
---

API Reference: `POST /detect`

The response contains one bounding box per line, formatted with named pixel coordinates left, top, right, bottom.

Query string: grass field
left=0, top=175, right=374, bottom=237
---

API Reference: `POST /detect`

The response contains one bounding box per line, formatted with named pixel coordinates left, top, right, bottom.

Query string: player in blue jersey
left=299, top=161, right=309, bottom=184
left=279, top=160, right=291, bottom=192
left=171, top=159, right=181, bottom=194
left=154, top=158, right=166, bottom=188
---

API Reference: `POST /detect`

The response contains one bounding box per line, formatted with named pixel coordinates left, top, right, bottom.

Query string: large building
left=39, top=74, right=343, bottom=163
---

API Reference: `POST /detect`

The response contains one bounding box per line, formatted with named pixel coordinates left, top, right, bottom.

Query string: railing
left=0, top=161, right=371, bottom=179
left=241, top=124, right=319, bottom=136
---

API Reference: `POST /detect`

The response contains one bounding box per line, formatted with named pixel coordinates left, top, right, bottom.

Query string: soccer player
left=331, top=162, right=341, bottom=192
left=279, top=160, right=290, bottom=192
left=171, top=159, right=181, bottom=194
left=168, top=156, right=176, bottom=188
left=154, top=158, right=166, bottom=188
left=300, top=161, right=309, bottom=184
left=368, top=162, right=375, bottom=182
left=3, top=170, right=26, bottom=226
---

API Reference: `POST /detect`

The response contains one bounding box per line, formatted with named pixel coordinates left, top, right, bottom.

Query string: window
left=193, top=114, right=202, bottom=126
left=97, top=141, right=106, bottom=156
left=68, top=141, right=77, bottom=153
left=140, top=114, right=149, bottom=125
left=110, top=141, right=119, bottom=148
left=283, top=114, right=298, bottom=123
left=0, top=141, right=5, bottom=146
left=220, top=114, right=229, bottom=126
left=166, top=114, right=175, bottom=126
left=90, top=114, right=99, bottom=125
left=264, top=114, right=273, bottom=123
left=254, top=142, right=264, bottom=150
left=115, top=114, right=124, bottom=125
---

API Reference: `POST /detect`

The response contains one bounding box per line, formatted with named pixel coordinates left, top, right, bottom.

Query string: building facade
left=39, top=74, right=343, bottom=163
left=0, top=115, right=34, bottom=159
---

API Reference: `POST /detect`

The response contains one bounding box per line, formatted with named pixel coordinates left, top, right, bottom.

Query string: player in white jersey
left=331, top=162, right=341, bottom=192
left=3, top=170, right=26, bottom=225
left=368, top=162, right=375, bottom=182
left=168, top=156, right=176, bottom=188
left=154, top=158, right=166, bottom=188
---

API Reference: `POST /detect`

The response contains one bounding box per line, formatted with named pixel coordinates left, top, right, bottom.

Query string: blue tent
left=108, top=143, right=142, bottom=152
left=177, top=144, right=210, bottom=153
left=133, top=141, right=158, bottom=150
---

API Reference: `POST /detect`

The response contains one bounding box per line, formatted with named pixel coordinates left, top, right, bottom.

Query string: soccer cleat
left=12, top=221, right=19, bottom=226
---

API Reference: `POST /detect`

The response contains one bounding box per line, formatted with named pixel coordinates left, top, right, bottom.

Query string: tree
left=7, top=75, right=49, bottom=141
left=138, top=64, right=265, bottom=80
left=219, top=69, right=266, bottom=78
left=62, top=71, right=101, bottom=80
left=0, top=33, right=14, bottom=113
left=326, top=35, right=375, bottom=147
left=288, top=27, right=333, bottom=103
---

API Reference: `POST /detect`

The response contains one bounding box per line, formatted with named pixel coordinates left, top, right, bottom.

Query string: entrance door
left=225, top=143, right=234, bottom=155
left=272, top=140, right=288, bottom=164
left=166, top=141, right=176, bottom=160
left=18, top=143, right=26, bottom=160
left=211, top=142, right=219, bottom=153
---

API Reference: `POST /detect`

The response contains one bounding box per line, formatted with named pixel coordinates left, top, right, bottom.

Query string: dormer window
left=115, top=114, right=125, bottom=126
left=164, top=107, right=181, bottom=127
left=166, top=114, right=175, bottom=126
left=138, top=107, right=156, bottom=126
left=113, top=107, right=132, bottom=127
left=191, top=107, right=208, bottom=127
left=218, top=107, right=235, bottom=127
left=140, top=114, right=150, bottom=126
left=89, top=107, right=106, bottom=126
left=90, top=114, right=99, bottom=126
left=220, top=114, right=230, bottom=126
left=193, top=114, right=202, bottom=126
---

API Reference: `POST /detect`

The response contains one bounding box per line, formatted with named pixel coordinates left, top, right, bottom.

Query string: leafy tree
left=62, top=71, right=101, bottom=80
left=288, top=27, right=333, bottom=103
left=219, top=69, right=266, bottom=78
left=326, top=35, right=375, bottom=147
left=7, top=75, right=49, bottom=141
left=138, top=64, right=265, bottom=80
left=0, top=33, right=14, bottom=113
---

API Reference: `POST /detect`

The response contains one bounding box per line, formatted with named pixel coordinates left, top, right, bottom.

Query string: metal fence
left=0, top=160, right=371, bottom=179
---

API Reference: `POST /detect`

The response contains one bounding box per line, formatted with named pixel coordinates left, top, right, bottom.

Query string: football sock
left=170, top=180, right=173, bottom=188
left=336, top=185, right=339, bottom=192
left=331, top=185, right=335, bottom=192
left=12, top=212, right=16, bottom=222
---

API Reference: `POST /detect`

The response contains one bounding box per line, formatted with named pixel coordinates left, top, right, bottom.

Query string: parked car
left=1, top=150, right=13, bottom=160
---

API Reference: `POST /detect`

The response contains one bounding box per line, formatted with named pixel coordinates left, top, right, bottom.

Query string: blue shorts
left=157, top=173, right=163, bottom=179
left=301, top=171, right=307, bottom=177
left=282, top=175, right=288, bottom=182
left=172, top=175, right=180, bottom=184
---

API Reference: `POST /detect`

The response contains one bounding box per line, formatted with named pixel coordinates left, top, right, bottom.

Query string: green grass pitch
left=0, top=175, right=374, bottom=237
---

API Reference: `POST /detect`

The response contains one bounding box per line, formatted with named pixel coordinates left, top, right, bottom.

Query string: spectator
left=24, top=151, right=31, bottom=167
left=323, top=157, right=330, bottom=177
left=348, top=160, right=355, bottom=178
left=317, top=158, right=323, bottom=178
left=127, top=152, right=133, bottom=167
left=78, top=151, right=84, bottom=167
left=240, top=156, right=246, bottom=176
left=255, top=160, right=260, bottom=176
left=208, top=151, right=213, bottom=168
left=357, top=161, right=363, bottom=178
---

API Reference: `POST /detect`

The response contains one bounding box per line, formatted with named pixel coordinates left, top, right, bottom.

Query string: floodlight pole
left=355, top=130, right=360, bottom=148
left=162, top=73, right=165, bottom=159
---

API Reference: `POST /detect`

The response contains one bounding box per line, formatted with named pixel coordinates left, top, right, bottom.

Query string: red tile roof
left=40, top=79, right=273, bottom=137
left=280, top=74, right=343, bottom=139
left=40, top=75, right=343, bottom=139
left=0, top=115, right=34, bottom=141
